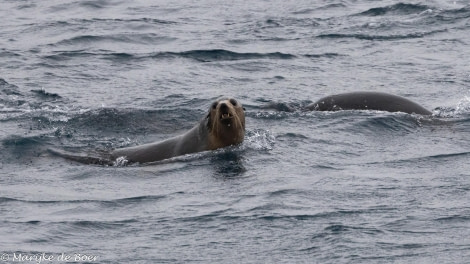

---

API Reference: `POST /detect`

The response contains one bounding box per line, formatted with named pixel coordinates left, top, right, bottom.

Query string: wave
left=84, top=17, right=176, bottom=25
left=348, top=113, right=429, bottom=133
left=52, top=33, right=176, bottom=47
left=438, top=6, right=470, bottom=21
left=49, top=0, right=119, bottom=12
left=43, top=49, right=342, bottom=64
left=0, top=195, right=166, bottom=206
left=317, top=29, right=447, bottom=41
left=264, top=17, right=320, bottom=28
left=317, top=3, right=470, bottom=42
left=44, top=49, right=297, bottom=63
left=356, top=3, right=431, bottom=17
left=292, top=3, right=347, bottom=15
left=173, top=49, right=295, bottom=62
left=30, top=89, right=61, bottom=99
left=0, top=50, right=21, bottom=58
left=354, top=2, right=470, bottom=22
left=0, top=78, right=20, bottom=91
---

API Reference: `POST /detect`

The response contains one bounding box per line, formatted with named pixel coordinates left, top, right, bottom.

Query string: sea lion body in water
left=50, top=97, right=245, bottom=165
left=306, top=91, right=432, bottom=115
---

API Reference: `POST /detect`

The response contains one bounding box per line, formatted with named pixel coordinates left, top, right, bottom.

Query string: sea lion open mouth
left=220, top=112, right=233, bottom=120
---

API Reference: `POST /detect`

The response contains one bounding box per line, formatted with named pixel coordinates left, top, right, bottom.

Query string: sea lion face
left=207, top=97, right=245, bottom=149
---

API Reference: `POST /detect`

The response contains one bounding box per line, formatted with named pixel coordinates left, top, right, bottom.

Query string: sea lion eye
left=211, top=102, right=217, bottom=109
left=229, top=99, right=238, bottom=106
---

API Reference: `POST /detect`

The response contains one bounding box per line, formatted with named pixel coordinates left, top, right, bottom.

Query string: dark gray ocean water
left=1, top=0, right=470, bottom=263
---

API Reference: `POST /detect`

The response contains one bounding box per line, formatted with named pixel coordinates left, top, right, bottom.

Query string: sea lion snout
left=219, top=102, right=233, bottom=120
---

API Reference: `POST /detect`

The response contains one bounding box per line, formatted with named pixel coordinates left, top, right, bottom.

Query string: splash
left=433, top=96, right=470, bottom=117
left=113, top=156, right=129, bottom=167
left=455, top=96, right=470, bottom=115
left=244, top=129, right=275, bottom=151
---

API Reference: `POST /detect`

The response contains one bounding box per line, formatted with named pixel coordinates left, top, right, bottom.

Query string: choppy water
left=1, top=0, right=470, bottom=263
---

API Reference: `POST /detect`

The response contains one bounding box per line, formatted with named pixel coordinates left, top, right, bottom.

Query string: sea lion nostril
left=220, top=103, right=228, bottom=110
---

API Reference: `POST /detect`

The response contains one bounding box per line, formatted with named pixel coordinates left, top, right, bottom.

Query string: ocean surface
left=1, top=0, right=470, bottom=263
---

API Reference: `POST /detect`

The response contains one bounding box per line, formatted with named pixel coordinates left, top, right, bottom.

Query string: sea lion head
left=206, top=97, right=245, bottom=149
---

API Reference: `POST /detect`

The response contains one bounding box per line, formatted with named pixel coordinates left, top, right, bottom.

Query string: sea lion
left=49, top=97, right=245, bottom=165
left=306, top=91, right=432, bottom=115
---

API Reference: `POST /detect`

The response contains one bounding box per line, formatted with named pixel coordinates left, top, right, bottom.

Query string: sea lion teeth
left=221, top=113, right=232, bottom=119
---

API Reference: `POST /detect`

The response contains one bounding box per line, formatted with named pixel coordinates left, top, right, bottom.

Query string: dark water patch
left=0, top=50, right=22, bottom=58
left=324, top=224, right=349, bottom=233
left=47, top=1, right=109, bottom=13
left=44, top=49, right=294, bottom=63
left=1, top=134, right=51, bottom=163
left=2, top=135, right=45, bottom=147
left=357, top=3, right=431, bottom=17
left=277, top=132, right=309, bottom=140
left=25, top=220, right=41, bottom=225
left=79, top=0, right=114, bottom=9
left=252, top=209, right=382, bottom=223
left=267, top=188, right=303, bottom=197
left=0, top=79, right=23, bottom=108
left=435, top=6, right=470, bottom=22
left=311, top=164, right=344, bottom=171
left=104, top=195, right=167, bottom=207
left=67, top=219, right=137, bottom=230
left=293, top=3, right=347, bottom=15
left=0, top=197, right=19, bottom=203
left=435, top=214, right=470, bottom=223
left=90, top=17, right=177, bottom=25
left=303, top=52, right=344, bottom=59
left=426, top=151, right=470, bottom=159
left=0, top=78, right=20, bottom=91
left=101, top=52, right=135, bottom=61
left=264, top=17, right=320, bottom=28
left=0, top=196, right=165, bottom=208
left=256, top=214, right=321, bottom=221
left=30, top=89, right=61, bottom=99
left=210, top=150, right=246, bottom=179
left=43, top=50, right=96, bottom=61
left=317, top=29, right=446, bottom=41
left=42, top=17, right=176, bottom=29
left=176, top=209, right=235, bottom=223
left=164, top=49, right=296, bottom=62
left=53, top=33, right=174, bottom=46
